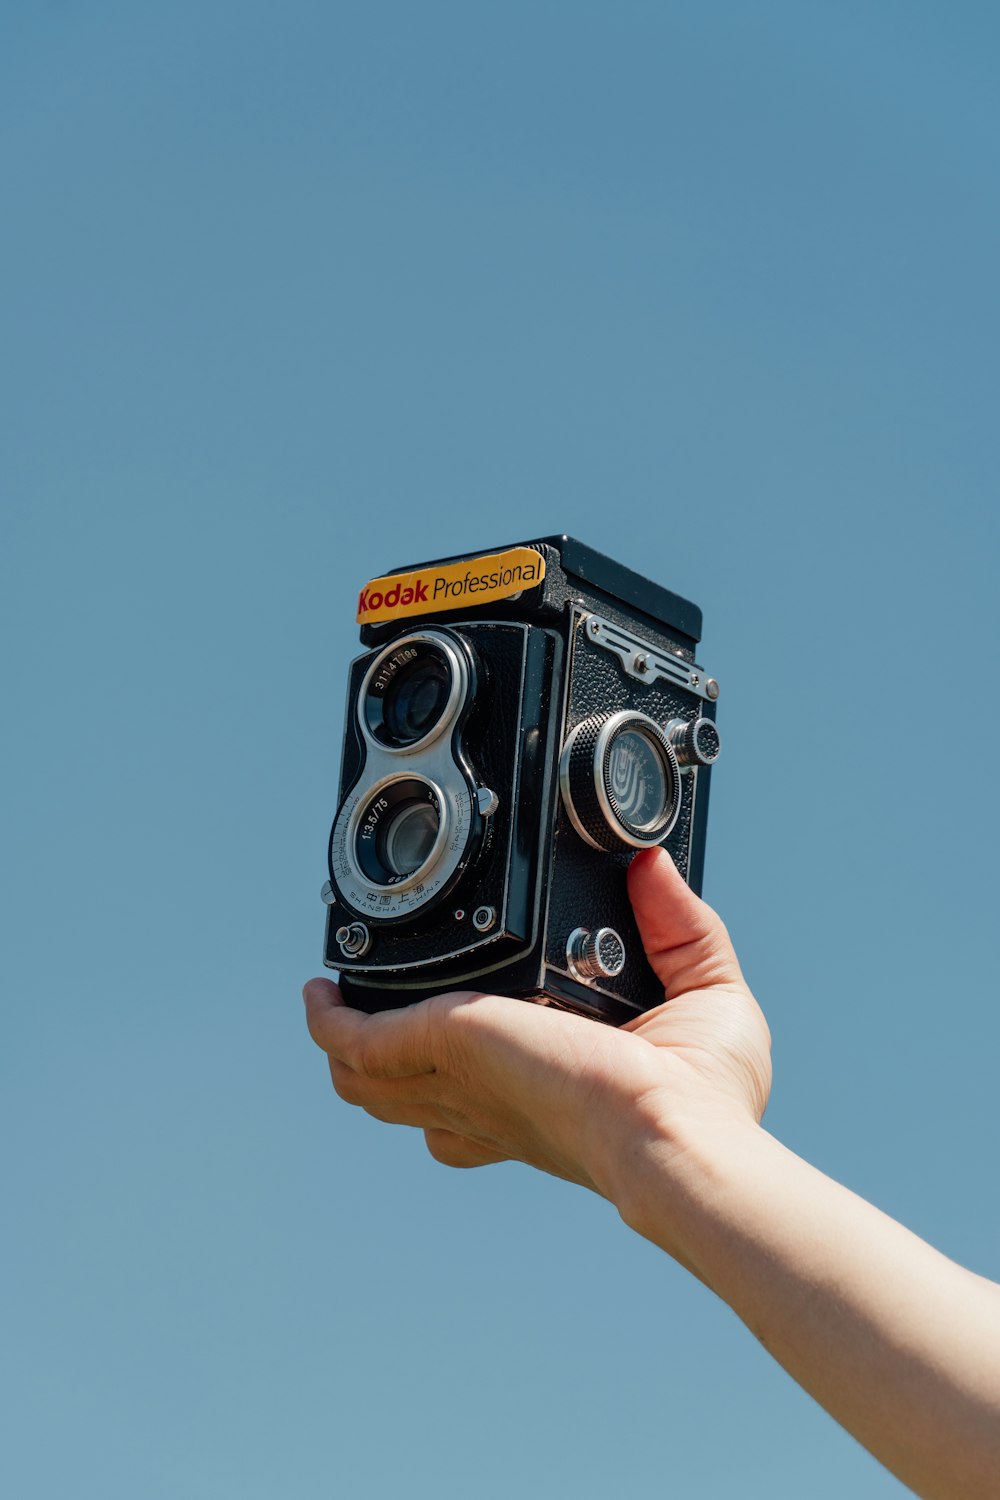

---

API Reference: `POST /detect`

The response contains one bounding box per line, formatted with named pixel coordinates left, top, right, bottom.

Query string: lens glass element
left=379, top=800, right=439, bottom=877
left=353, top=778, right=444, bottom=888
left=606, top=729, right=668, bottom=831
left=363, top=638, right=462, bottom=750
left=382, top=656, right=451, bottom=744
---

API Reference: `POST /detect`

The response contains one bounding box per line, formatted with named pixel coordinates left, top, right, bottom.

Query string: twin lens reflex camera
left=321, top=536, right=721, bottom=1025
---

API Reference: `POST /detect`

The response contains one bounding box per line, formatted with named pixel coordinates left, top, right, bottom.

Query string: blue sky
left=3, top=5, right=999, bottom=1496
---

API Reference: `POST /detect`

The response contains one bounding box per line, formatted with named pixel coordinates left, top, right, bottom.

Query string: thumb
left=627, top=847, right=744, bottom=999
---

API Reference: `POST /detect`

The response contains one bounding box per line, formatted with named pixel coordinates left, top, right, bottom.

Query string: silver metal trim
left=584, top=614, right=716, bottom=701
left=358, top=629, right=469, bottom=753
left=340, top=932, right=531, bottom=981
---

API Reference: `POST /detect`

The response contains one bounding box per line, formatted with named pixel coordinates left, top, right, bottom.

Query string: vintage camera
left=321, top=536, right=720, bottom=1025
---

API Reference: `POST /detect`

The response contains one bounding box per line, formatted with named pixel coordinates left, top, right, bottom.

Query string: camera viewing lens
left=606, top=729, right=668, bottom=831
left=382, top=656, right=451, bottom=745
left=361, top=633, right=469, bottom=751
left=379, top=799, right=439, bottom=877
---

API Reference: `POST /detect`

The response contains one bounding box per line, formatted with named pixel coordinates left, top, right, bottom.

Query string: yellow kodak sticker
left=356, top=546, right=546, bottom=626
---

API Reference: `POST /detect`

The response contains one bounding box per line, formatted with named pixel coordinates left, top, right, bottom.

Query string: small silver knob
left=566, top=927, right=626, bottom=981
left=476, top=786, right=499, bottom=817
left=472, top=905, right=496, bottom=931
left=667, top=716, right=721, bottom=768
left=320, top=880, right=337, bottom=905
left=335, top=922, right=371, bottom=958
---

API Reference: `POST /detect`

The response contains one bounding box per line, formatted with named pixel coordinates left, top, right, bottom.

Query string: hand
left=303, top=847, right=771, bottom=1207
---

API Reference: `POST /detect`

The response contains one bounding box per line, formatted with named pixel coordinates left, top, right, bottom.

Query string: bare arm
left=613, top=1112, right=1000, bottom=1499
left=304, top=848, right=1000, bottom=1499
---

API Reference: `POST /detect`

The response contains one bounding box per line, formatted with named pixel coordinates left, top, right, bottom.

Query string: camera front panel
left=324, top=620, right=559, bottom=988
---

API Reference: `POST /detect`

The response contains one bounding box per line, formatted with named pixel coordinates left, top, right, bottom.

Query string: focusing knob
left=567, top=927, right=626, bottom=981
left=667, top=716, right=721, bottom=768
left=335, top=922, right=371, bottom=959
left=559, top=711, right=682, bottom=852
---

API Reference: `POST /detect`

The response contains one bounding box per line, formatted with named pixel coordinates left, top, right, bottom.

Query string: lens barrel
left=559, top=711, right=682, bottom=852
left=353, top=777, right=445, bottom=887
left=360, top=633, right=468, bottom=751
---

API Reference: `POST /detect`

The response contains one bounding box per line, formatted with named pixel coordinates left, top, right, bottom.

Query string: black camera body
left=322, top=536, right=720, bottom=1025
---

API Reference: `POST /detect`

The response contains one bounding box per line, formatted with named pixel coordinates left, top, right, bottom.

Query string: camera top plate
left=360, top=535, right=702, bottom=656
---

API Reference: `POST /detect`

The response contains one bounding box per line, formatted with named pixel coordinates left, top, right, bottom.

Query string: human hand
left=303, top=847, right=771, bottom=1208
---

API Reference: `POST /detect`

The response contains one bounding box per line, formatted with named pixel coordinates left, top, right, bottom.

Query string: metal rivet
left=589, top=619, right=600, bottom=635
left=634, top=654, right=648, bottom=674
left=706, top=678, right=720, bottom=700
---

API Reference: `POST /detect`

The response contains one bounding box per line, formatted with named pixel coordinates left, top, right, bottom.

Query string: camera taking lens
left=353, top=778, right=445, bottom=887
left=379, top=799, right=439, bottom=876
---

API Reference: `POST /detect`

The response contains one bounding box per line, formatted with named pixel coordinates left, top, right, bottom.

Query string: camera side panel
left=541, top=609, right=716, bottom=1019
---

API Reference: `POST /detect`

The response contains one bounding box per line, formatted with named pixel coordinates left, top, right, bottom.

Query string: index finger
left=302, top=977, right=439, bottom=1079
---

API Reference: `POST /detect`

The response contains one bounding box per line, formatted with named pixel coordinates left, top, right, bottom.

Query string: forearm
left=612, top=1117, right=1000, bottom=1500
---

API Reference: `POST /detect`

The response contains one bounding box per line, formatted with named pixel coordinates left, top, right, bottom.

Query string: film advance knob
left=567, top=927, right=626, bottom=981
left=666, top=716, right=721, bottom=768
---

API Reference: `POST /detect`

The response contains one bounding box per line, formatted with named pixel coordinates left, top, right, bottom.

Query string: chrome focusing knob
left=567, top=927, right=626, bottom=981
left=667, top=716, right=721, bottom=768
left=335, top=922, right=371, bottom=959
left=559, top=711, right=682, bottom=852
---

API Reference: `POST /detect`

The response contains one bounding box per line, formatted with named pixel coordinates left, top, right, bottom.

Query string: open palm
left=304, top=848, right=771, bottom=1200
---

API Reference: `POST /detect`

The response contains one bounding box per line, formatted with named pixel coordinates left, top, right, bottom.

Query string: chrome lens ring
left=595, top=714, right=680, bottom=845
left=560, top=711, right=682, bottom=852
left=359, top=630, right=470, bottom=753
left=348, top=775, right=450, bottom=893
left=329, top=767, right=475, bottom=921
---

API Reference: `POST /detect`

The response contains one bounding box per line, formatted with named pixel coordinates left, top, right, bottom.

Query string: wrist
left=600, top=1095, right=769, bottom=1275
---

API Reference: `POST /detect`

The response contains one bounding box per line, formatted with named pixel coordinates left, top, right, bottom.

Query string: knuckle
left=329, top=1057, right=366, bottom=1105
left=354, top=1033, right=386, bottom=1080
